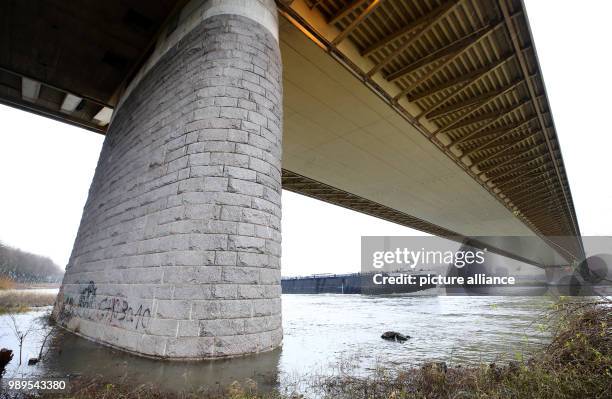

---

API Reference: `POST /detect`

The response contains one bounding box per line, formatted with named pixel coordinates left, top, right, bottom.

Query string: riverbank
left=0, top=277, right=59, bottom=314
left=315, top=300, right=610, bottom=399
left=2, top=299, right=608, bottom=399
left=0, top=293, right=56, bottom=314
left=0, top=290, right=57, bottom=314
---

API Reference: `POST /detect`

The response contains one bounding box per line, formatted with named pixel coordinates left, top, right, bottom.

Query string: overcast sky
left=0, top=1, right=610, bottom=276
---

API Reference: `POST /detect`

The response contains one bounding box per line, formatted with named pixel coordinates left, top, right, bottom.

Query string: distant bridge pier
left=54, top=0, right=283, bottom=359
left=545, top=266, right=568, bottom=284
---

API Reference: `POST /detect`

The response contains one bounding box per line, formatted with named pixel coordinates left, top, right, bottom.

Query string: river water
left=0, top=293, right=553, bottom=395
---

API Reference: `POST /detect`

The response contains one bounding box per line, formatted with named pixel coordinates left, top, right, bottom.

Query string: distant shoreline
left=11, top=282, right=61, bottom=290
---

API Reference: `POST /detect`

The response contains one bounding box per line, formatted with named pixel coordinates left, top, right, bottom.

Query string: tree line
left=0, top=242, right=63, bottom=283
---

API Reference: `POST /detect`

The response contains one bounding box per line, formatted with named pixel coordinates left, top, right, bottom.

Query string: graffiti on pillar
left=55, top=293, right=75, bottom=324
left=77, top=281, right=97, bottom=309
left=57, top=281, right=151, bottom=330
left=98, top=297, right=151, bottom=330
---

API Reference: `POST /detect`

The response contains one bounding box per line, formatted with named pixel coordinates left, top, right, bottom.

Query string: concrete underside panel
left=279, top=18, right=537, bottom=239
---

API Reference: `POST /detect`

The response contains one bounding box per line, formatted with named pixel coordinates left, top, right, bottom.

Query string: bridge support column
left=54, top=0, right=282, bottom=359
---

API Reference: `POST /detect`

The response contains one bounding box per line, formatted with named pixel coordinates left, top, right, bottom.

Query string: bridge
left=0, top=0, right=581, bottom=359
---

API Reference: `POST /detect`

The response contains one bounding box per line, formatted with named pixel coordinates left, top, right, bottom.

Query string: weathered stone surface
left=53, top=0, right=282, bottom=359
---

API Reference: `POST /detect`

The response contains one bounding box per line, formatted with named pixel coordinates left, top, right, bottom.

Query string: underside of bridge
left=1, top=0, right=581, bottom=358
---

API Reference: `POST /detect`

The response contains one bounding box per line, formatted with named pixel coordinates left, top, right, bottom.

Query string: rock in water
left=28, top=358, right=39, bottom=365
left=381, top=331, right=410, bottom=342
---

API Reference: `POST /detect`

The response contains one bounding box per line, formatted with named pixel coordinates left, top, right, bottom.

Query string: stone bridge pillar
left=54, top=0, right=283, bottom=359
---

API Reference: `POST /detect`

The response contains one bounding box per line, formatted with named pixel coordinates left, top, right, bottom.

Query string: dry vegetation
left=1, top=300, right=603, bottom=399
left=0, top=289, right=57, bottom=314
left=0, top=276, right=16, bottom=290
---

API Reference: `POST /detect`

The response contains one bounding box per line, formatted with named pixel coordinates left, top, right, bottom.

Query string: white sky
left=0, top=1, right=610, bottom=276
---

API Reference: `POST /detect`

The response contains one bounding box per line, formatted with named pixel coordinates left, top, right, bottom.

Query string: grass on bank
left=9, top=300, right=606, bottom=399
left=0, top=276, right=57, bottom=314
left=0, top=290, right=57, bottom=314
left=0, top=276, right=16, bottom=290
